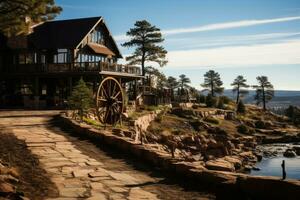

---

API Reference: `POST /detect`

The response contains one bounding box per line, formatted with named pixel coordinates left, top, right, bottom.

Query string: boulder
left=292, top=146, right=300, bottom=156
left=283, top=149, right=297, bottom=158
left=205, top=159, right=235, bottom=172
left=223, top=156, right=242, bottom=169
left=0, top=182, right=15, bottom=194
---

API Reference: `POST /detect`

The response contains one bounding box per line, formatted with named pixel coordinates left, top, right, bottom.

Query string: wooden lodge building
left=0, top=17, right=142, bottom=108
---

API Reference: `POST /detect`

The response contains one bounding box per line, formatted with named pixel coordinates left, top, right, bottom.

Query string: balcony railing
left=6, top=61, right=141, bottom=76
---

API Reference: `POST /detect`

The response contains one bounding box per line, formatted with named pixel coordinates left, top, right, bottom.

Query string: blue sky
left=56, top=0, right=300, bottom=90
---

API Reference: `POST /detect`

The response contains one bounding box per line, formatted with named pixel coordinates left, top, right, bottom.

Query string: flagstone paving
left=0, top=111, right=214, bottom=199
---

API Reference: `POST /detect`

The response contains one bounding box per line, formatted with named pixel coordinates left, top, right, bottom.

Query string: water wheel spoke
left=101, top=88, right=109, bottom=99
left=113, top=91, right=121, bottom=99
left=98, top=98, right=107, bottom=102
left=112, top=82, right=117, bottom=97
left=96, top=77, right=124, bottom=124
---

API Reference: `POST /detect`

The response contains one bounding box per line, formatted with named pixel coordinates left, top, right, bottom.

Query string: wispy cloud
left=115, top=16, right=300, bottom=42
left=165, top=32, right=300, bottom=50
left=162, top=16, right=300, bottom=35
left=165, top=40, right=300, bottom=68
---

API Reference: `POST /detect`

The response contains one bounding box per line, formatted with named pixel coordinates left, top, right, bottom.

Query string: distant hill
left=201, top=90, right=300, bottom=108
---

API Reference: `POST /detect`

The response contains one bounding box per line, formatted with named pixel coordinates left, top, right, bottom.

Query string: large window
left=18, top=53, right=37, bottom=64
left=53, top=49, right=69, bottom=63
left=76, top=53, right=105, bottom=62
left=90, top=29, right=104, bottom=44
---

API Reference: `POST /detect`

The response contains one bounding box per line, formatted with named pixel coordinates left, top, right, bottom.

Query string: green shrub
left=83, top=117, right=101, bottom=127
left=237, top=100, right=246, bottom=114
left=255, top=120, right=265, bottom=129
left=219, top=96, right=231, bottom=104
left=204, top=116, right=219, bottom=124
left=237, top=124, right=249, bottom=134
left=198, top=95, right=206, bottom=103
left=206, top=94, right=217, bottom=107
left=217, top=98, right=225, bottom=109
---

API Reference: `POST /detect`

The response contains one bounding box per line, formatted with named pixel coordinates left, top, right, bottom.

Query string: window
left=91, top=29, right=104, bottom=44
left=42, top=85, right=47, bottom=95
left=18, top=53, right=36, bottom=64
left=53, top=49, right=69, bottom=63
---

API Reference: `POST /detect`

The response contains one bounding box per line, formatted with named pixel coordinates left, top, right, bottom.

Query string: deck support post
left=34, top=77, right=39, bottom=109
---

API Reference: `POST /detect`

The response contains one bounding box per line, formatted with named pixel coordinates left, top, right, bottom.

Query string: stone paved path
left=0, top=111, right=214, bottom=200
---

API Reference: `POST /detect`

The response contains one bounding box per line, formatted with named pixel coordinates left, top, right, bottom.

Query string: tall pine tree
left=201, top=70, right=224, bottom=97
left=0, top=0, right=62, bottom=37
left=122, top=20, right=167, bottom=76
left=231, top=75, right=249, bottom=104
left=253, top=76, right=274, bottom=111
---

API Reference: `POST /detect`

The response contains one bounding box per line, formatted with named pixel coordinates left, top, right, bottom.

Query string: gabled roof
left=28, top=16, right=122, bottom=58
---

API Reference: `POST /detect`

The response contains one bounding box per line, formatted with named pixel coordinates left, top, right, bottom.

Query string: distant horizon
left=56, top=0, right=300, bottom=90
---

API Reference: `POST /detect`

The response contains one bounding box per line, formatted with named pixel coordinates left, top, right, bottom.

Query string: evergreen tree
left=201, top=70, right=224, bottom=97
left=253, top=76, right=274, bottom=111
left=237, top=100, right=246, bottom=114
left=285, top=105, right=300, bottom=125
left=178, top=74, right=191, bottom=100
left=68, top=78, right=94, bottom=120
left=231, top=75, right=249, bottom=104
left=166, top=76, right=179, bottom=101
left=0, top=0, right=62, bottom=37
left=122, top=20, right=167, bottom=76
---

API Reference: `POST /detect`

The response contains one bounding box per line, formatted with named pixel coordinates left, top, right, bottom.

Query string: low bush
left=237, top=100, right=246, bottom=114
left=83, top=117, right=101, bottom=127
left=255, top=120, right=266, bottom=129
left=237, top=124, right=249, bottom=134
left=217, top=98, right=225, bottom=109
left=204, top=116, right=219, bottom=124
left=206, top=94, right=217, bottom=107
left=219, top=96, right=231, bottom=104
left=198, top=95, right=206, bottom=103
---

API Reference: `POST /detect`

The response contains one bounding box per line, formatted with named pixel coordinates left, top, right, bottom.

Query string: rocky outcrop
left=60, top=115, right=300, bottom=200
left=0, top=160, right=27, bottom=199
left=205, top=159, right=235, bottom=172
left=283, top=149, right=297, bottom=157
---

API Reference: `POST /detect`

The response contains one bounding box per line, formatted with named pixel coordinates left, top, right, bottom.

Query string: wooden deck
left=2, top=61, right=141, bottom=77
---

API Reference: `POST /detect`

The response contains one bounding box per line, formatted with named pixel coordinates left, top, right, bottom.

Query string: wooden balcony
left=4, top=61, right=141, bottom=76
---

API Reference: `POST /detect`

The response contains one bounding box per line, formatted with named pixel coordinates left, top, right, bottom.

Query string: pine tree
left=201, top=70, right=224, bottom=97
left=122, top=20, right=167, bottom=76
left=68, top=78, right=94, bottom=120
left=0, top=0, right=62, bottom=37
left=178, top=74, right=191, bottom=101
left=231, top=75, right=249, bottom=104
left=166, top=76, right=179, bottom=101
left=253, top=76, right=274, bottom=111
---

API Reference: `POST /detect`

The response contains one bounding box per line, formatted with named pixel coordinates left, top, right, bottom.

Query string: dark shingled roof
left=28, top=17, right=101, bottom=49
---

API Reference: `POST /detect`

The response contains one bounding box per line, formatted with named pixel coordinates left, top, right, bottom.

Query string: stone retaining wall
left=58, top=115, right=300, bottom=200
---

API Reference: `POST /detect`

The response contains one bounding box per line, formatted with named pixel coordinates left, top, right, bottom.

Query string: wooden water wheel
left=96, top=77, right=124, bottom=125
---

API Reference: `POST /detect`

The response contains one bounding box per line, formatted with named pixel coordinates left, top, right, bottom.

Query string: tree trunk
left=236, top=85, right=240, bottom=104
left=262, top=86, right=266, bottom=111
left=211, top=81, right=214, bottom=97
left=141, top=44, right=145, bottom=76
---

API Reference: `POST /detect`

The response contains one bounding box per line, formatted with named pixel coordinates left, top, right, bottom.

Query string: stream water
left=250, top=143, right=300, bottom=179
